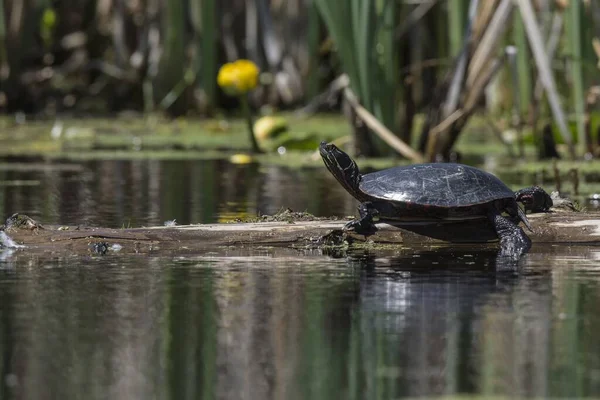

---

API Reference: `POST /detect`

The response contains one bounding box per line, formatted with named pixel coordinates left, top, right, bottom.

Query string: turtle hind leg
left=488, top=208, right=531, bottom=260
left=514, top=186, right=553, bottom=213
left=344, top=202, right=379, bottom=236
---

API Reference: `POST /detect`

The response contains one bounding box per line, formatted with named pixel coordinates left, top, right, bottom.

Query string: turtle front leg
left=514, top=186, right=553, bottom=213
left=488, top=208, right=531, bottom=259
left=344, top=202, right=379, bottom=236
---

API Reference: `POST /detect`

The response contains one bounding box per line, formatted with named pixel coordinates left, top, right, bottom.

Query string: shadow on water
left=0, top=246, right=598, bottom=399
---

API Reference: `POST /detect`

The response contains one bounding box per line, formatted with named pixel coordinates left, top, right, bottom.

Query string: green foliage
left=313, top=0, right=398, bottom=149
left=448, top=0, right=466, bottom=57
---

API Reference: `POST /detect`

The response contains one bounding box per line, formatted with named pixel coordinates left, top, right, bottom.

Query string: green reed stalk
left=155, top=0, right=186, bottom=111
left=200, top=0, right=217, bottom=110
left=240, top=95, right=261, bottom=153
left=376, top=0, right=397, bottom=133
left=567, top=0, right=585, bottom=155
left=448, top=0, right=465, bottom=56
left=513, top=9, right=531, bottom=117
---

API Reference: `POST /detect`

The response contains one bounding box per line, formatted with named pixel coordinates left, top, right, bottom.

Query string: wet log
left=0, top=210, right=599, bottom=256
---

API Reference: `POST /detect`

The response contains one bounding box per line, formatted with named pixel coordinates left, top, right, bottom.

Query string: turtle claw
left=344, top=202, right=379, bottom=236
left=344, top=218, right=378, bottom=236
left=517, top=207, right=534, bottom=233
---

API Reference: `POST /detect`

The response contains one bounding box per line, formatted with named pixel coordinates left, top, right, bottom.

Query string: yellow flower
left=217, top=59, right=260, bottom=95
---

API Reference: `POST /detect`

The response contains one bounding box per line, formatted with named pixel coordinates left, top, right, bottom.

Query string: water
left=0, top=159, right=356, bottom=227
left=1, top=159, right=600, bottom=399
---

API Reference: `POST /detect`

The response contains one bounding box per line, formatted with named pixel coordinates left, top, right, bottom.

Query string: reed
left=516, top=0, right=574, bottom=157
left=512, top=9, right=531, bottom=118
left=154, top=0, right=187, bottom=113
left=313, top=0, right=399, bottom=156
left=566, top=0, right=585, bottom=155
left=0, top=0, right=5, bottom=70
left=191, top=0, right=217, bottom=111
left=448, top=0, right=466, bottom=57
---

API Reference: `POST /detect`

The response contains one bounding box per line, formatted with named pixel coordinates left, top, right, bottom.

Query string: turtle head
left=319, top=141, right=362, bottom=199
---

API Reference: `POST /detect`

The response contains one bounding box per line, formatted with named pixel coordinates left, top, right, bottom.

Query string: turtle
left=319, top=142, right=553, bottom=258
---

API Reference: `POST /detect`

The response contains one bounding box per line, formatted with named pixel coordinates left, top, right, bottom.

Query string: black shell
left=359, top=163, right=514, bottom=208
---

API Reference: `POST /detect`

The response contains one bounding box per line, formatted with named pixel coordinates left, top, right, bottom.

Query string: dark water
left=0, top=159, right=357, bottom=227
left=1, top=159, right=600, bottom=399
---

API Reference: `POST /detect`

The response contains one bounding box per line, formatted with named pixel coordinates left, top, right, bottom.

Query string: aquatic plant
left=217, top=60, right=260, bottom=96
left=217, top=60, right=262, bottom=153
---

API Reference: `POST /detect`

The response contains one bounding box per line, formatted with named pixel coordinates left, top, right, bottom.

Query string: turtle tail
left=517, top=207, right=534, bottom=233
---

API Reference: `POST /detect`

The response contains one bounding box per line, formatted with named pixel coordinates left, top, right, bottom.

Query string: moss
left=233, top=208, right=341, bottom=223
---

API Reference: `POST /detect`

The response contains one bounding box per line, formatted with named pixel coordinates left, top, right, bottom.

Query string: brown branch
left=343, top=87, right=424, bottom=163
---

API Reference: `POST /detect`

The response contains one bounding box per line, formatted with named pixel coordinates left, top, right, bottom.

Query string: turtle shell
left=359, top=163, right=514, bottom=208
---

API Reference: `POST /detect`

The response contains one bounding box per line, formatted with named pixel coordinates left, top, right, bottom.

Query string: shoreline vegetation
left=1, top=1, right=600, bottom=162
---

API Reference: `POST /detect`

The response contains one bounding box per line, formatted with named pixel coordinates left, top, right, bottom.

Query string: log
left=0, top=210, right=598, bottom=256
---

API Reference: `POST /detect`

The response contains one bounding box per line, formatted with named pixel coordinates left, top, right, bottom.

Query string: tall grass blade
left=375, top=0, right=396, bottom=132
left=395, top=0, right=436, bottom=41
left=354, top=0, right=373, bottom=111
left=466, top=0, right=513, bottom=88
left=516, top=0, right=575, bottom=157
left=566, top=0, right=585, bottom=155
left=245, top=0, right=259, bottom=61
left=313, top=2, right=359, bottom=92
left=314, top=0, right=402, bottom=156
left=448, top=0, right=465, bottom=56
left=507, top=46, right=524, bottom=157
left=533, top=12, right=563, bottom=110
left=0, top=0, right=6, bottom=68
left=512, top=9, right=531, bottom=117
left=200, top=0, right=217, bottom=110
left=444, top=0, right=479, bottom=118
left=154, top=0, right=186, bottom=112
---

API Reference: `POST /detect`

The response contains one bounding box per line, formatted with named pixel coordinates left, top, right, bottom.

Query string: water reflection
left=0, top=159, right=356, bottom=228
left=2, top=158, right=598, bottom=230
left=0, top=248, right=599, bottom=399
